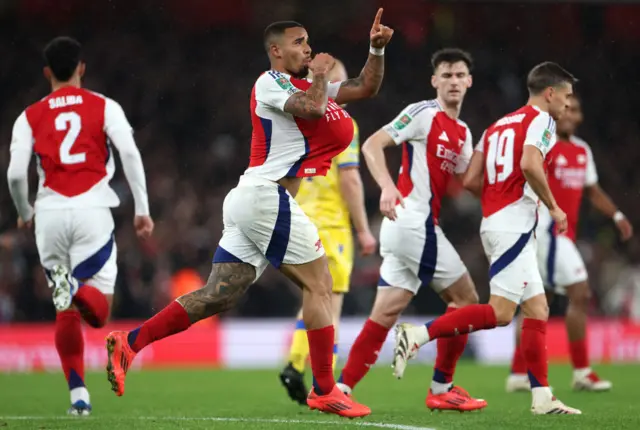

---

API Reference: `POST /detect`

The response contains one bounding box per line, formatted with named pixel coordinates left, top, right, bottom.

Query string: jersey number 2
left=486, top=128, right=515, bottom=184
left=55, top=112, right=85, bottom=165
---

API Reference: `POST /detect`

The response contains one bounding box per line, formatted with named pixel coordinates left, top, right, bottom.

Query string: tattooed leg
left=178, top=263, right=255, bottom=322
left=126, top=263, right=255, bottom=353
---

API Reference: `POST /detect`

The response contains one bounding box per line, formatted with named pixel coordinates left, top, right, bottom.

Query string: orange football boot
left=307, top=385, right=371, bottom=418
left=426, top=386, right=487, bottom=412
left=105, top=331, right=136, bottom=396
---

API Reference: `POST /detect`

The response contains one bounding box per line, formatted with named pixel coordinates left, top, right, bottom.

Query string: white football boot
left=392, top=323, right=427, bottom=379
left=49, top=264, right=78, bottom=311
left=572, top=369, right=612, bottom=392
left=531, top=387, right=582, bottom=415
left=506, top=374, right=532, bottom=393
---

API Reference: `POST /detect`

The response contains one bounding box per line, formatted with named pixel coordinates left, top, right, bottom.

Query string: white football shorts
left=378, top=206, right=467, bottom=295
left=536, top=221, right=588, bottom=294
left=215, top=175, right=325, bottom=281
left=480, top=229, right=545, bottom=304
left=35, top=207, right=117, bottom=294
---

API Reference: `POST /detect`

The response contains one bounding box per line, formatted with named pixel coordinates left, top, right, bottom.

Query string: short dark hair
left=527, top=62, right=577, bottom=95
left=43, top=36, right=82, bottom=82
left=431, top=48, right=473, bottom=72
left=263, top=21, right=304, bottom=53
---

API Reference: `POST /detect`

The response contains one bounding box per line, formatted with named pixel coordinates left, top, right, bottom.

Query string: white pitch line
left=0, top=416, right=436, bottom=430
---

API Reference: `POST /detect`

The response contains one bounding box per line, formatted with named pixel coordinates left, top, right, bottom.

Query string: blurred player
left=6, top=37, right=153, bottom=416
left=506, top=95, right=633, bottom=393
left=104, top=10, right=393, bottom=418
left=279, top=59, right=377, bottom=405
left=335, top=48, right=486, bottom=412
left=393, top=62, right=582, bottom=414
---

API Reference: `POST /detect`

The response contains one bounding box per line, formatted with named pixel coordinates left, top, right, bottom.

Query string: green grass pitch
left=1, top=363, right=639, bottom=429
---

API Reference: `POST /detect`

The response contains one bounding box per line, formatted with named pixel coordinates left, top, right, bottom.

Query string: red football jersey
left=478, top=105, right=557, bottom=233
left=544, top=136, right=598, bottom=241
left=246, top=71, right=353, bottom=180
left=381, top=99, right=472, bottom=223
left=10, top=86, right=140, bottom=212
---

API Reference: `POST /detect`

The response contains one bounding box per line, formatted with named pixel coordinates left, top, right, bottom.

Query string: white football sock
left=70, top=387, right=90, bottom=405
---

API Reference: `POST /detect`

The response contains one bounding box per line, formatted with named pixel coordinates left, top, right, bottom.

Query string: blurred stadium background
left=1, top=0, right=640, bottom=374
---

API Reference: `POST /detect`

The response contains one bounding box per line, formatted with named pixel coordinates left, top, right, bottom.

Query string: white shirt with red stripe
left=381, top=99, right=472, bottom=223
left=245, top=70, right=354, bottom=180
left=538, top=135, right=598, bottom=241
left=477, top=105, right=557, bottom=233
left=7, top=87, right=149, bottom=221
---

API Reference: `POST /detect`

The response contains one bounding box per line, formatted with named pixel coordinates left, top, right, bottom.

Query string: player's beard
left=289, top=65, right=309, bottom=79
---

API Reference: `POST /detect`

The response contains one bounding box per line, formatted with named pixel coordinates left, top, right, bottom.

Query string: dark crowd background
left=1, top=0, right=640, bottom=323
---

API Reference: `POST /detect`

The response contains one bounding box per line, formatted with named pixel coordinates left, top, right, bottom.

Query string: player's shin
left=420, top=304, right=498, bottom=344
left=565, top=282, right=590, bottom=372
left=339, top=318, right=390, bottom=390
left=56, top=310, right=90, bottom=405
left=432, top=307, right=469, bottom=393
left=288, top=318, right=310, bottom=373
left=521, top=318, right=550, bottom=400
left=302, top=287, right=336, bottom=395
left=128, top=262, right=254, bottom=353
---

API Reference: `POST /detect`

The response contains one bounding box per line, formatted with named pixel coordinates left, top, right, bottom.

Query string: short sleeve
left=327, top=81, right=342, bottom=99
left=254, top=72, right=301, bottom=111
left=10, top=111, right=34, bottom=153
left=336, top=119, right=360, bottom=168
left=524, top=112, right=556, bottom=157
left=381, top=102, right=433, bottom=145
left=455, top=127, right=473, bottom=174
left=584, top=144, right=598, bottom=186
left=474, top=130, right=487, bottom=153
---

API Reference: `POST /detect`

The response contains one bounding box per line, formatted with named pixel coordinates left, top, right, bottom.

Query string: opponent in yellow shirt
left=280, top=61, right=377, bottom=405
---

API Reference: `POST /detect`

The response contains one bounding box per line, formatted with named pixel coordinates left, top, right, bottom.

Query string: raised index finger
left=373, top=8, right=383, bottom=27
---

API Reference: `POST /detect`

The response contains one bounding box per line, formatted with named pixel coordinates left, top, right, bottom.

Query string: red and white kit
left=477, top=105, right=557, bottom=304
left=378, top=99, right=473, bottom=293
left=215, top=71, right=353, bottom=278
left=536, top=135, right=597, bottom=292
left=7, top=87, right=149, bottom=293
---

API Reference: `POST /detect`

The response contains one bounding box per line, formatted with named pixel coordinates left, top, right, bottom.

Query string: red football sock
left=569, top=339, right=589, bottom=370
left=308, top=325, right=336, bottom=395
left=128, top=301, right=192, bottom=353
left=55, top=310, right=85, bottom=390
left=510, top=344, right=527, bottom=374
left=73, top=284, right=109, bottom=328
left=521, top=318, right=549, bottom=387
left=339, top=319, right=390, bottom=389
left=433, top=307, right=468, bottom=383
left=427, top=304, right=497, bottom=339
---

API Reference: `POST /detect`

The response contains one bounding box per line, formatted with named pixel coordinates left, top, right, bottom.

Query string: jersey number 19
left=486, top=128, right=515, bottom=185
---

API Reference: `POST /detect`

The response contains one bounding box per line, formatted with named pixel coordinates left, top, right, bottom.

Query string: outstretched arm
left=586, top=184, right=633, bottom=241
left=334, top=8, right=393, bottom=104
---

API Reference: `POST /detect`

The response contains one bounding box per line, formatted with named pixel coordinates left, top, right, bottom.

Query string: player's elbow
left=461, top=172, right=478, bottom=191
left=7, top=167, right=26, bottom=185
left=519, top=156, right=537, bottom=177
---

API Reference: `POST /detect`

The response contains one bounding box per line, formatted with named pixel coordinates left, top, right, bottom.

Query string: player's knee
left=521, top=296, right=549, bottom=322
left=440, top=274, right=479, bottom=307
left=370, top=306, right=400, bottom=329
left=489, top=298, right=518, bottom=327
left=567, top=282, right=591, bottom=310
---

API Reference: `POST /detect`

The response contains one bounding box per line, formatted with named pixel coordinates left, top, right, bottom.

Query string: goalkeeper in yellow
left=279, top=60, right=377, bottom=405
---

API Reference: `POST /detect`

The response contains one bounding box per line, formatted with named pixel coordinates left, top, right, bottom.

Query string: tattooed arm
left=334, top=8, right=393, bottom=105
left=283, top=71, right=329, bottom=120
left=177, top=263, right=255, bottom=323
left=334, top=54, right=384, bottom=105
